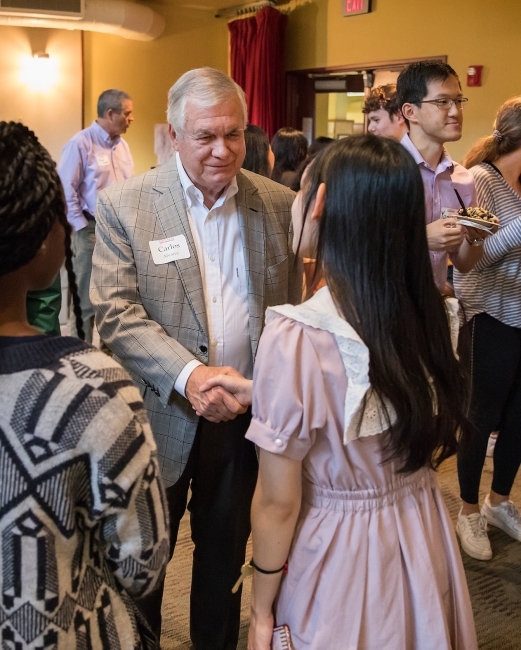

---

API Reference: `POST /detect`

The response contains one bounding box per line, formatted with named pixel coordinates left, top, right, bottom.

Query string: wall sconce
left=20, top=51, right=58, bottom=91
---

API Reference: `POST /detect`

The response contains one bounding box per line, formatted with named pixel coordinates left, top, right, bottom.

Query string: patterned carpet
left=160, top=455, right=521, bottom=650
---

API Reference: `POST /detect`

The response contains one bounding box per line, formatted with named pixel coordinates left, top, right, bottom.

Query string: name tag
left=149, top=235, right=191, bottom=264
left=96, top=154, right=110, bottom=166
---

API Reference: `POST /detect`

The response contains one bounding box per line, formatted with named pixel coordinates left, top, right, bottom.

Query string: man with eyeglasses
left=59, top=89, right=134, bottom=342
left=397, top=61, right=492, bottom=292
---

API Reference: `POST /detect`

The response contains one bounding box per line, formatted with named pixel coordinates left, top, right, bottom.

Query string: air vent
left=0, top=0, right=83, bottom=19
left=0, top=0, right=164, bottom=40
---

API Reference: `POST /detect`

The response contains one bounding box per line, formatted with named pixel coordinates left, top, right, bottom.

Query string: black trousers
left=138, top=410, right=258, bottom=650
left=458, top=313, right=521, bottom=504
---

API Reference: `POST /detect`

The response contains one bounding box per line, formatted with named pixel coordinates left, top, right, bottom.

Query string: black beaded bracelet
left=249, top=558, right=287, bottom=574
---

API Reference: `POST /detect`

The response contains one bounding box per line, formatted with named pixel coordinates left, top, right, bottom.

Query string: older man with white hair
left=91, top=68, right=300, bottom=649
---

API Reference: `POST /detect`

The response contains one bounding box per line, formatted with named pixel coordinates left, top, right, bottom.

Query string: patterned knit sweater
left=0, top=335, right=170, bottom=649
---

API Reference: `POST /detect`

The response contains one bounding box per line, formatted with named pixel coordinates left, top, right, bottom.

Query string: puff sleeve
left=246, top=315, right=328, bottom=461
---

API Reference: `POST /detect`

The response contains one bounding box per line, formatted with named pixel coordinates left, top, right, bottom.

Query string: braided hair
left=0, top=121, right=85, bottom=340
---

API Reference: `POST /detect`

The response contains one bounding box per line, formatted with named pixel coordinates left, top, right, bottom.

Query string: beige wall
left=286, top=0, right=329, bottom=71
left=286, top=0, right=521, bottom=162
left=3, top=1, right=518, bottom=169
left=0, top=4, right=229, bottom=171
left=84, top=3, right=229, bottom=174
left=0, top=26, right=82, bottom=162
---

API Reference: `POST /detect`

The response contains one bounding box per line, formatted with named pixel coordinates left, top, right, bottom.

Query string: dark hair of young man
left=397, top=61, right=460, bottom=116
left=309, top=136, right=334, bottom=156
left=362, top=84, right=401, bottom=117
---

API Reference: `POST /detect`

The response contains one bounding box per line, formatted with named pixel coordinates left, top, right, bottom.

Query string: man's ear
left=311, top=183, right=326, bottom=221
left=396, top=110, right=406, bottom=125
left=401, top=103, right=419, bottom=125
left=168, top=124, right=180, bottom=151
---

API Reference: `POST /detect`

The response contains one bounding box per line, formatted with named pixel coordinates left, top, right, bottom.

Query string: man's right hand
left=426, top=218, right=464, bottom=252
left=186, top=365, right=247, bottom=423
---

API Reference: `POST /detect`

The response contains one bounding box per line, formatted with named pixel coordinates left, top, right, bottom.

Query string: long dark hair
left=0, top=121, right=85, bottom=340
left=304, top=135, right=471, bottom=472
left=243, top=124, right=271, bottom=178
left=271, top=127, right=308, bottom=183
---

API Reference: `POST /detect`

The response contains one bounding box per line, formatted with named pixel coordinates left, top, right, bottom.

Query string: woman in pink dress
left=203, top=135, right=478, bottom=649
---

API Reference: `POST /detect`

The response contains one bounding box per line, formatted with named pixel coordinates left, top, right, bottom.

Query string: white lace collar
left=266, top=288, right=460, bottom=445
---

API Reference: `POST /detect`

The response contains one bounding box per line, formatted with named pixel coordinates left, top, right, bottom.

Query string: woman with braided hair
left=0, top=122, right=169, bottom=648
left=0, top=120, right=83, bottom=339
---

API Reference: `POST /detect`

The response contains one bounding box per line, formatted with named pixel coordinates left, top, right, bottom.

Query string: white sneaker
left=481, top=495, right=521, bottom=542
left=486, top=433, right=498, bottom=458
left=456, top=510, right=492, bottom=560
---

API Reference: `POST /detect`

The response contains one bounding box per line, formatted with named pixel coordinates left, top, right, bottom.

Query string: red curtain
left=229, top=7, right=288, bottom=140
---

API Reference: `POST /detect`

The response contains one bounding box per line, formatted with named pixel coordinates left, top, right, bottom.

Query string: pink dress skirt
left=246, top=292, right=478, bottom=650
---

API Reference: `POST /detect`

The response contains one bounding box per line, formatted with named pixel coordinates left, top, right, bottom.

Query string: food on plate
left=455, top=207, right=499, bottom=232
left=457, top=207, right=496, bottom=222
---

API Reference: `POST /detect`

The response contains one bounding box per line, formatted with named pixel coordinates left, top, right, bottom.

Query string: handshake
left=185, top=365, right=253, bottom=423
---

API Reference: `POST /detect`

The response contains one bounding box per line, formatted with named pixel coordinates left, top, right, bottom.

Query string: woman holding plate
left=455, top=97, right=521, bottom=560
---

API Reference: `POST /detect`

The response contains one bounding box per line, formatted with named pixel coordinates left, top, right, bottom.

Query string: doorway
left=285, top=56, right=446, bottom=142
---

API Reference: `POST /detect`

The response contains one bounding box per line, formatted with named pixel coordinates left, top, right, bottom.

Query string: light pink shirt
left=401, top=134, right=477, bottom=290
left=58, top=121, right=134, bottom=231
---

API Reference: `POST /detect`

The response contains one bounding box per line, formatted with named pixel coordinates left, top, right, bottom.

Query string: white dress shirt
left=58, top=121, right=134, bottom=231
left=173, top=153, right=253, bottom=397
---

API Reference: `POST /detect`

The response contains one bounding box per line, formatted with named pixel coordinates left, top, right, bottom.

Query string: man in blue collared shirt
left=58, top=89, right=135, bottom=342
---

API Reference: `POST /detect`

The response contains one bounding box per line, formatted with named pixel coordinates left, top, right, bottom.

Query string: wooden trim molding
left=287, top=54, right=447, bottom=75
left=284, top=54, right=448, bottom=135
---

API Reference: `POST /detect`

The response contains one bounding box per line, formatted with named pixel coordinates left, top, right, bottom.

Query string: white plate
left=457, top=215, right=497, bottom=232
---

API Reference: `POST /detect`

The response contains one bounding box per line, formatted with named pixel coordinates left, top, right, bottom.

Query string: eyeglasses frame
left=416, top=98, right=469, bottom=111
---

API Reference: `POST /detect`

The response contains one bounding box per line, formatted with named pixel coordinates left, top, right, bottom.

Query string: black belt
left=82, top=210, right=95, bottom=222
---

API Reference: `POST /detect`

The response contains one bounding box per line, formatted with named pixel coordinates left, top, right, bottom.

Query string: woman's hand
left=465, top=214, right=500, bottom=240
left=247, top=609, right=274, bottom=650
left=199, top=374, right=253, bottom=407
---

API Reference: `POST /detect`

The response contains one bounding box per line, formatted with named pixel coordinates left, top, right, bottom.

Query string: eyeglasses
left=418, top=98, right=469, bottom=110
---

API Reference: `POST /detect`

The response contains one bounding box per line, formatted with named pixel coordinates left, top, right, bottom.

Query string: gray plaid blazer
left=91, top=157, right=300, bottom=486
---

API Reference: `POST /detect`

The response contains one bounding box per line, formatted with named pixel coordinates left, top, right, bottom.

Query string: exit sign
left=342, top=0, right=371, bottom=16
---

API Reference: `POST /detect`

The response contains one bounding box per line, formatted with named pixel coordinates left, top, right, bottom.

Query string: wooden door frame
left=285, top=54, right=448, bottom=135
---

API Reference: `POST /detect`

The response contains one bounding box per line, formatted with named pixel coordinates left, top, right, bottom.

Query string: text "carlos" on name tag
left=149, top=235, right=191, bottom=265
